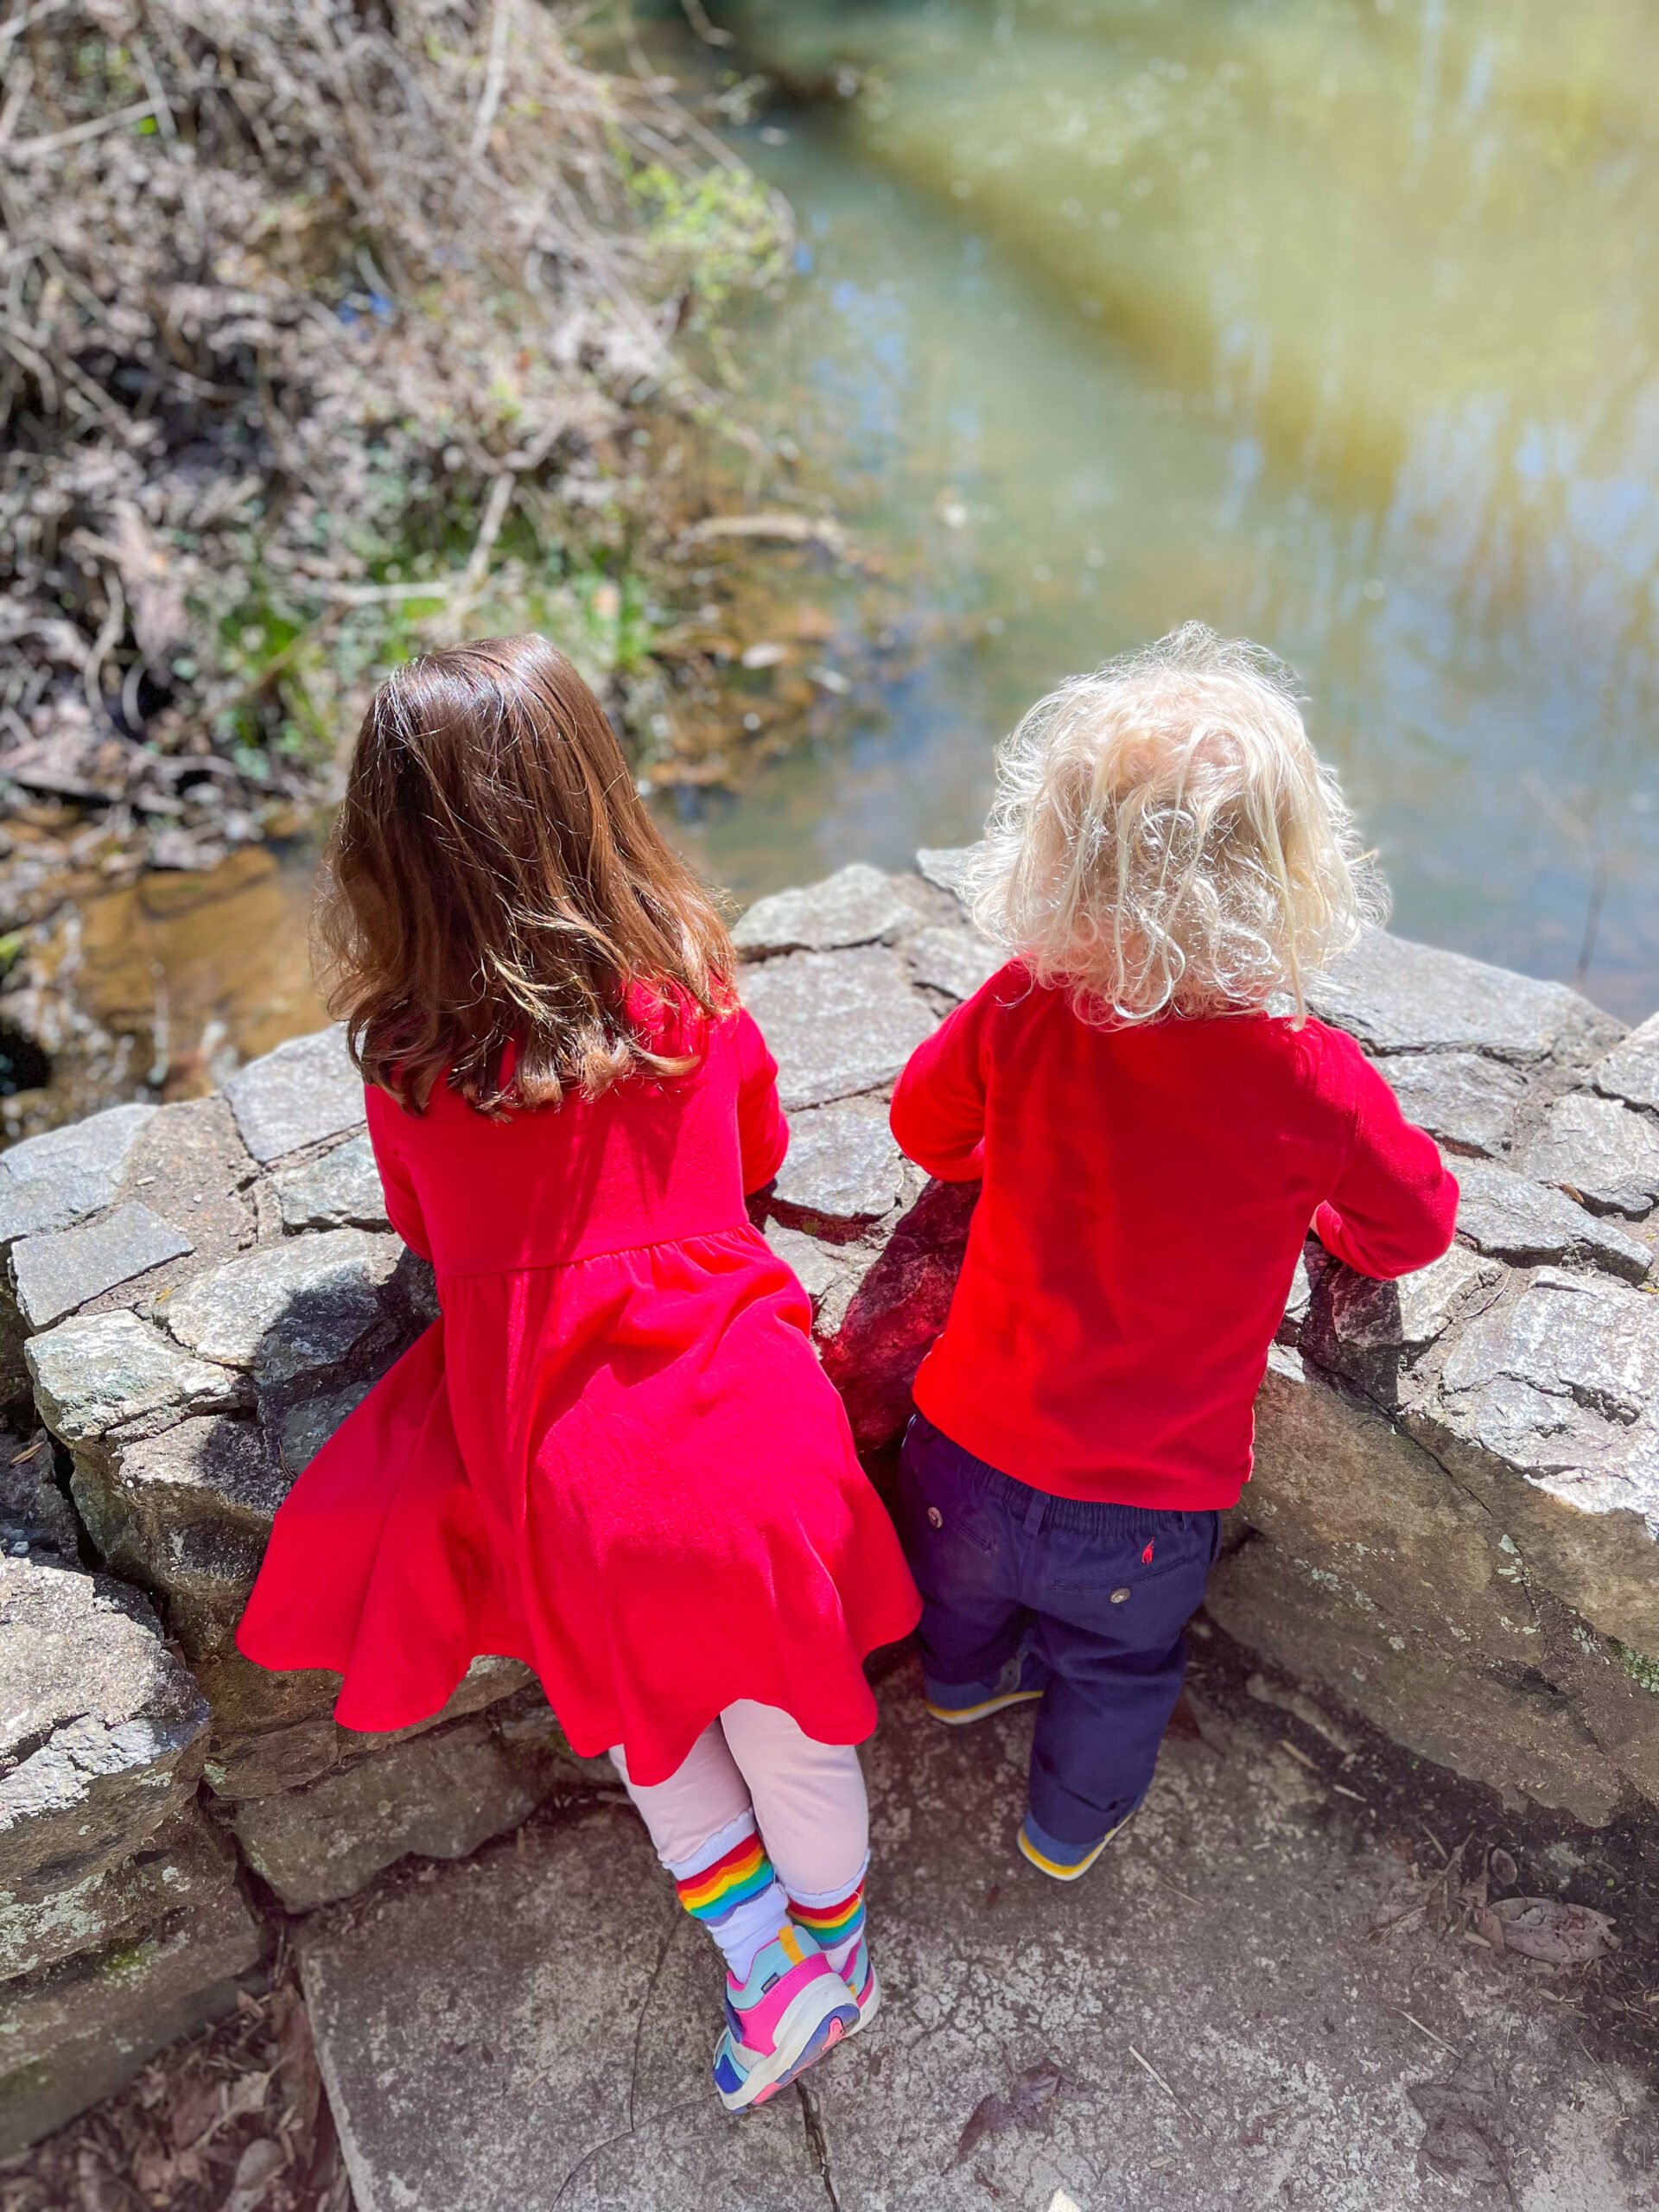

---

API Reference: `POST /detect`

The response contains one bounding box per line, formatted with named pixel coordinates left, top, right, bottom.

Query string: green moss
left=1612, top=1639, right=1659, bottom=1696
left=99, top=1938, right=157, bottom=1980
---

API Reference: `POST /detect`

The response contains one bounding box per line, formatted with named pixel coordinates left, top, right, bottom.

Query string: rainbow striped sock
left=786, top=1871, right=867, bottom=1975
left=669, top=1821, right=791, bottom=1980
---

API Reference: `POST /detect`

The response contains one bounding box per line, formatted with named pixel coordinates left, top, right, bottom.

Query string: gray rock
left=276, top=1377, right=374, bottom=1476
left=10, top=1202, right=194, bottom=1331
left=1376, top=1050, right=1529, bottom=1156
left=904, top=923, right=1003, bottom=1003
left=1304, top=1243, right=1504, bottom=1368
left=772, top=1103, right=904, bottom=1222
left=1207, top=1543, right=1625, bottom=1826
left=0, top=1103, right=156, bottom=1249
left=1521, top=1090, right=1659, bottom=1217
left=28, top=1311, right=241, bottom=1445
left=1453, top=1158, right=1651, bottom=1283
left=0, top=1881, right=259, bottom=2158
left=272, top=1132, right=388, bottom=1231
left=733, top=862, right=920, bottom=957
left=1247, top=1346, right=1535, bottom=1665
left=1440, top=1267, right=1659, bottom=1429
left=0, top=1806, right=237, bottom=1984
left=203, top=1656, right=538, bottom=1803
left=298, top=1799, right=834, bottom=2212
left=1430, top=1269, right=1659, bottom=1654
left=1590, top=1012, right=1659, bottom=1113
left=231, top=1696, right=599, bottom=1911
left=1280, top=1248, right=1313, bottom=1342
left=70, top=1417, right=288, bottom=1653
left=157, top=1227, right=401, bottom=1382
left=299, top=1674, right=1643, bottom=2212
left=763, top=1220, right=849, bottom=1313
left=0, top=1556, right=209, bottom=1911
left=224, top=1025, right=363, bottom=1164
left=1310, top=927, right=1620, bottom=1063
left=914, top=842, right=980, bottom=904
left=738, top=947, right=937, bottom=1110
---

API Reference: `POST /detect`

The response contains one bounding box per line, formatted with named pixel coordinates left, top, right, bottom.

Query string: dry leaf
left=1488, top=1846, right=1518, bottom=1888
left=1410, top=2060, right=1508, bottom=2190
left=219, top=2070, right=271, bottom=2129
left=167, top=2073, right=221, bottom=2154
left=223, top=2139, right=285, bottom=2212
left=1488, top=1897, right=1616, bottom=1965
left=948, top=2062, right=1068, bottom=2170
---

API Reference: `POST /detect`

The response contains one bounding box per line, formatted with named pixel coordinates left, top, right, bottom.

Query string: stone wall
left=3, top=853, right=1656, bottom=2152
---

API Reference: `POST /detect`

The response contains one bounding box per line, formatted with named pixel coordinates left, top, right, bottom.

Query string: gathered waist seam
left=433, top=1221, right=761, bottom=1282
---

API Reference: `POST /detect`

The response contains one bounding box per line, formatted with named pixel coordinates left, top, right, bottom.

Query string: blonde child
left=238, top=637, right=919, bottom=2107
left=890, top=625, right=1457, bottom=1876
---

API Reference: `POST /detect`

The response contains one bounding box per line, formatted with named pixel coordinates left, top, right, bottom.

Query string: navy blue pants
left=897, top=1413, right=1222, bottom=1847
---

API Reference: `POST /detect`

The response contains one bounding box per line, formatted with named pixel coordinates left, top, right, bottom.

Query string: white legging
left=610, top=1700, right=868, bottom=1897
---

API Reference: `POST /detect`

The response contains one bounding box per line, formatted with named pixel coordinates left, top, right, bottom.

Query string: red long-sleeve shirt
left=889, top=963, right=1459, bottom=1510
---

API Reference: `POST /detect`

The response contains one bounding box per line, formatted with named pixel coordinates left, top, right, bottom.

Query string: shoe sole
left=1016, top=1817, right=1128, bottom=1883
left=716, top=1978, right=861, bottom=2115
left=925, top=1689, right=1043, bottom=1726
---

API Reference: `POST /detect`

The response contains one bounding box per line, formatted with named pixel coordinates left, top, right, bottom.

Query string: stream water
left=676, top=0, right=1659, bottom=1018
left=18, top=0, right=1659, bottom=1126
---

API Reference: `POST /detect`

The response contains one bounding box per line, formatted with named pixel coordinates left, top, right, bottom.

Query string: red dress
left=237, top=995, right=919, bottom=1785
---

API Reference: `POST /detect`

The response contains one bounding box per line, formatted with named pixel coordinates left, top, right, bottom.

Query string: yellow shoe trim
left=924, top=1689, right=1043, bottom=1726
left=1016, top=1822, right=1122, bottom=1882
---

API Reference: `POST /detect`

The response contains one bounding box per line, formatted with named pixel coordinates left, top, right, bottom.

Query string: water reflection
left=673, top=0, right=1659, bottom=1014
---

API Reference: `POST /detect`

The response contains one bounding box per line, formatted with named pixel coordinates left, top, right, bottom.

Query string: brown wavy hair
left=316, top=634, right=735, bottom=1114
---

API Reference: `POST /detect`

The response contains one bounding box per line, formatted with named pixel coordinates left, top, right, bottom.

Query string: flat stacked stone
left=0, top=1554, right=259, bottom=2152
left=5, top=856, right=1659, bottom=2155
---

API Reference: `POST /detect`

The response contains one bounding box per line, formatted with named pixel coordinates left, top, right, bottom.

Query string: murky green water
left=670, top=0, right=1659, bottom=1017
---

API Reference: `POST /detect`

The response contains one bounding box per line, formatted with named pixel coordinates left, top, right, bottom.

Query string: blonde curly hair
left=967, top=625, right=1384, bottom=1024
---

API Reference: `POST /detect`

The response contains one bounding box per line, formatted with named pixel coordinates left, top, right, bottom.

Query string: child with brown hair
left=238, top=635, right=918, bottom=2109
left=891, top=625, right=1458, bottom=1878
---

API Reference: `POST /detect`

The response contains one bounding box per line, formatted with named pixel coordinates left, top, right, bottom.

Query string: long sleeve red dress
left=237, top=993, right=919, bottom=1784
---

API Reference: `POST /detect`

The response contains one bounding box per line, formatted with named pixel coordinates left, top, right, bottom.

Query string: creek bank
left=3, top=856, right=1658, bottom=2152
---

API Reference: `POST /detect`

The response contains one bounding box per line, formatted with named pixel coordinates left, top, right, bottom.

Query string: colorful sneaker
left=836, top=1934, right=882, bottom=2035
left=711, top=1926, right=859, bottom=2113
left=925, top=1647, right=1050, bottom=1726
left=1016, top=1808, right=1134, bottom=1883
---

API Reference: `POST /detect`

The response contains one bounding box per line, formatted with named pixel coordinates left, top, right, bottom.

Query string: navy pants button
left=1109, top=1586, right=1131, bottom=1604
left=927, top=1507, right=944, bottom=1529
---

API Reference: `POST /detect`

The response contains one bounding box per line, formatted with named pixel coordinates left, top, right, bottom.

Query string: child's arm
left=734, top=1007, right=791, bottom=1193
left=1314, top=1045, right=1459, bottom=1280
left=889, top=992, right=988, bottom=1181
left=365, top=1087, right=434, bottom=1261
